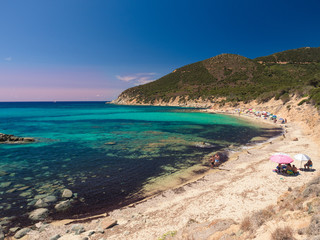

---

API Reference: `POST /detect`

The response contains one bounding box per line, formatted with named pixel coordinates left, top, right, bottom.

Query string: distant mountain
left=113, top=47, right=320, bottom=107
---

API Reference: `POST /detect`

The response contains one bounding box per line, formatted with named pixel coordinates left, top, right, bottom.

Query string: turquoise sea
left=0, top=102, right=281, bottom=226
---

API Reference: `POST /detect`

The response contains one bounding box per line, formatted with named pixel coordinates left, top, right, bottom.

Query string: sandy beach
left=9, top=98, right=320, bottom=240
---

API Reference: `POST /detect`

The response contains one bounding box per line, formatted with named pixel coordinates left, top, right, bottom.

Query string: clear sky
left=1, top=0, right=319, bottom=101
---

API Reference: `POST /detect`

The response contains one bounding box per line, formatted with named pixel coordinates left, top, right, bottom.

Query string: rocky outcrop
left=0, top=133, right=35, bottom=143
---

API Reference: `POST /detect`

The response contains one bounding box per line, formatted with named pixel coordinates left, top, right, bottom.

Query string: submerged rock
left=62, top=189, right=73, bottom=198
left=14, top=228, right=31, bottom=239
left=194, top=142, right=216, bottom=148
left=44, top=195, right=58, bottom=203
left=29, top=208, right=49, bottom=221
left=55, top=200, right=72, bottom=212
left=34, top=199, right=49, bottom=208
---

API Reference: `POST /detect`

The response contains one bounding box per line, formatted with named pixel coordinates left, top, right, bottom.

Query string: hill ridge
left=113, top=46, right=320, bottom=108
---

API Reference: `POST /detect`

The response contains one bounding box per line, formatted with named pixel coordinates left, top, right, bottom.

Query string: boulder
left=29, top=208, right=49, bottom=221
left=62, top=189, right=73, bottom=198
left=0, top=133, right=35, bottom=143
left=70, top=224, right=85, bottom=235
left=0, top=230, right=4, bottom=240
left=14, top=228, right=31, bottom=239
left=34, top=199, right=49, bottom=208
left=55, top=200, right=71, bottom=212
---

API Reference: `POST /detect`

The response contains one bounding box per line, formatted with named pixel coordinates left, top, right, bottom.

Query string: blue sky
left=0, top=0, right=319, bottom=101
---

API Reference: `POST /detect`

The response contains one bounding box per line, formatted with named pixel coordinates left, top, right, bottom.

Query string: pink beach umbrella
left=270, top=153, right=294, bottom=164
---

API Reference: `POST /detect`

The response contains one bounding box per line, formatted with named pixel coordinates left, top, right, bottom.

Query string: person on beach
left=210, top=153, right=220, bottom=167
left=286, top=163, right=294, bottom=175
left=276, top=164, right=282, bottom=173
left=304, top=160, right=313, bottom=170
left=292, top=165, right=299, bottom=175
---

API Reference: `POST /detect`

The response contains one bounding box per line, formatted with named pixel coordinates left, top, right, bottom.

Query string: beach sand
left=13, top=99, right=320, bottom=240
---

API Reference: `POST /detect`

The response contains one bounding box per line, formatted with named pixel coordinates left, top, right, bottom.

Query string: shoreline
left=38, top=109, right=282, bottom=222
left=6, top=99, right=320, bottom=239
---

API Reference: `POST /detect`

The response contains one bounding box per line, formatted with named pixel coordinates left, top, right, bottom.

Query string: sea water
left=0, top=102, right=280, bottom=224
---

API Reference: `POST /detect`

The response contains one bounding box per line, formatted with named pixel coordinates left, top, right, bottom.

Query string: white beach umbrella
left=294, top=154, right=311, bottom=168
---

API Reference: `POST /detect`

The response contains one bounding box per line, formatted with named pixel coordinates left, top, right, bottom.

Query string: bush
left=250, top=209, right=274, bottom=228
left=280, top=93, right=290, bottom=104
left=271, top=226, right=295, bottom=240
left=240, top=216, right=251, bottom=232
left=298, top=99, right=308, bottom=106
left=309, top=88, right=320, bottom=107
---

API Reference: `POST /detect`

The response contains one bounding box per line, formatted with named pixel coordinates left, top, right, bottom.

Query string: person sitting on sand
left=209, top=155, right=215, bottom=168
left=276, top=164, right=282, bottom=173
left=292, top=165, right=299, bottom=175
left=286, top=163, right=294, bottom=175
left=304, top=160, right=313, bottom=170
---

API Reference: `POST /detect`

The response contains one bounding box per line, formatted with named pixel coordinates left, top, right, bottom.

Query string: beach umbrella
left=270, top=153, right=294, bottom=164
left=294, top=154, right=311, bottom=168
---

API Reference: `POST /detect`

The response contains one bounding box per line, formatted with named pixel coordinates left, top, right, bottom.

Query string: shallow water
left=0, top=102, right=280, bottom=224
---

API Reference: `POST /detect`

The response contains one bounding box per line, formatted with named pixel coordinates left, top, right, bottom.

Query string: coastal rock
left=50, top=234, right=61, bottom=240
left=83, top=230, right=95, bottom=236
left=55, top=200, right=72, bottom=212
left=62, top=189, right=73, bottom=198
left=29, top=208, right=49, bottom=221
left=59, top=235, right=88, bottom=240
left=0, top=230, right=4, bottom=240
left=0, top=133, right=35, bottom=143
left=14, top=227, right=31, bottom=239
left=100, top=217, right=117, bottom=229
left=23, top=137, right=35, bottom=142
left=70, top=224, right=85, bottom=235
left=9, top=227, right=19, bottom=234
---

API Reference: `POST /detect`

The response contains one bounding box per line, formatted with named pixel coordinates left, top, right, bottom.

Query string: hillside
left=113, top=47, right=320, bottom=108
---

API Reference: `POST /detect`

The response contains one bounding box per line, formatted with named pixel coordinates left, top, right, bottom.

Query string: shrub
left=250, top=209, right=274, bottom=228
left=280, top=93, right=290, bottom=104
left=309, top=88, right=320, bottom=107
left=298, top=99, right=308, bottom=106
left=240, top=216, right=251, bottom=232
left=271, top=226, right=295, bottom=240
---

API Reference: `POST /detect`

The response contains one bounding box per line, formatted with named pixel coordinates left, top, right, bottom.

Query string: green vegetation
left=158, top=230, right=177, bottom=240
left=255, top=47, right=320, bottom=63
left=117, top=47, right=320, bottom=107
